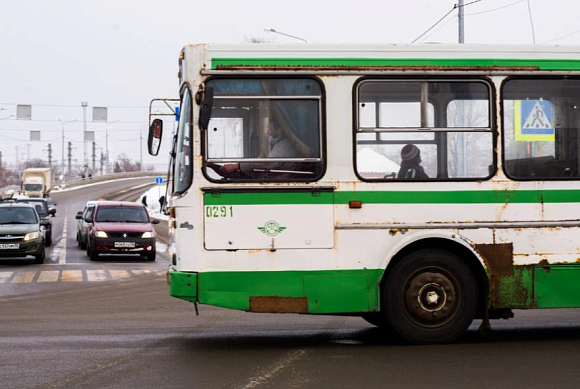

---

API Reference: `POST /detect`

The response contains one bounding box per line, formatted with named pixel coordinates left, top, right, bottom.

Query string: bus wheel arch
left=379, top=238, right=488, bottom=343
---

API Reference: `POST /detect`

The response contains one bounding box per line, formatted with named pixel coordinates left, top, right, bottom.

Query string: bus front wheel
left=383, top=249, right=478, bottom=344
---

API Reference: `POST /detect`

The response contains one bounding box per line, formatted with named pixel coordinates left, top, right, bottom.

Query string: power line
left=412, top=0, right=481, bottom=44
left=412, top=5, right=457, bottom=43
left=0, top=102, right=148, bottom=109
left=541, top=27, right=580, bottom=44
left=464, top=0, right=526, bottom=16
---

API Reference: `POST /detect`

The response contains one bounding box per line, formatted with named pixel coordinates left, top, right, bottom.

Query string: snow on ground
left=138, top=184, right=169, bottom=221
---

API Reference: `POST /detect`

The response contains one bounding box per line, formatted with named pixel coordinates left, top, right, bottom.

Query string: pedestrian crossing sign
left=514, top=100, right=555, bottom=141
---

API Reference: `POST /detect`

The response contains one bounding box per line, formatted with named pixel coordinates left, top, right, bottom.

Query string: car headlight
left=95, top=231, right=108, bottom=238
left=141, top=231, right=154, bottom=238
left=24, top=232, right=40, bottom=241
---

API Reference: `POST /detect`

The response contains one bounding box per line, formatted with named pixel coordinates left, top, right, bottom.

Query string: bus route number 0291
left=205, top=205, right=234, bottom=218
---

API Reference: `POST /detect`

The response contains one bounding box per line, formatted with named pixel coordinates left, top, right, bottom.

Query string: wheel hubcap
left=404, top=269, right=459, bottom=327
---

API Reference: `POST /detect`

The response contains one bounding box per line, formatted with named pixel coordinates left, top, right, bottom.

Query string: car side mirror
left=40, top=219, right=50, bottom=226
left=85, top=217, right=93, bottom=223
left=49, top=208, right=56, bottom=216
left=151, top=219, right=160, bottom=224
left=148, top=119, right=163, bottom=156
left=75, top=214, right=82, bottom=219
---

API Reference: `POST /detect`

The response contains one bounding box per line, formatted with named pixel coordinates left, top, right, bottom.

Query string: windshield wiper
left=0, top=221, right=30, bottom=224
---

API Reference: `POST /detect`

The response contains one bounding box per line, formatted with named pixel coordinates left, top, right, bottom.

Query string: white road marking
left=240, top=349, right=308, bottom=389
left=0, top=271, right=13, bottom=283
left=12, top=271, right=37, bottom=283
left=37, top=271, right=60, bottom=282
left=130, top=270, right=151, bottom=275
left=61, top=270, right=83, bottom=282
left=86, top=270, right=108, bottom=282
left=109, top=270, right=130, bottom=280
left=58, top=209, right=68, bottom=264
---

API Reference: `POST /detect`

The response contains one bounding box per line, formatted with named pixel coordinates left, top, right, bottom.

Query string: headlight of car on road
left=24, top=232, right=40, bottom=241
left=95, top=231, right=108, bottom=238
left=141, top=231, right=154, bottom=238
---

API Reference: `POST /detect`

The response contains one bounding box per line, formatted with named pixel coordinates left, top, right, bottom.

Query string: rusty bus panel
left=249, top=296, right=309, bottom=313
left=475, top=242, right=514, bottom=276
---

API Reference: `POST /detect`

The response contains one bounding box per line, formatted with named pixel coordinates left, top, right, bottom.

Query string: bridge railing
left=0, top=171, right=167, bottom=195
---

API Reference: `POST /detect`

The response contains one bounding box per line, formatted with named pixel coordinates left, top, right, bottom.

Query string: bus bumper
left=168, top=267, right=198, bottom=303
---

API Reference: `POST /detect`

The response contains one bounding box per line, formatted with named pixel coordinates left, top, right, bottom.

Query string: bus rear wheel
left=383, top=249, right=478, bottom=344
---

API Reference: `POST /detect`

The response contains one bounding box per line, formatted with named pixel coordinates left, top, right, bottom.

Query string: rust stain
left=475, top=242, right=514, bottom=276
left=538, top=259, right=551, bottom=273
left=249, top=296, right=308, bottom=313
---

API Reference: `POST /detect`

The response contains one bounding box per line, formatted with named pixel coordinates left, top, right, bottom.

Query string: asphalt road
left=1, top=178, right=580, bottom=388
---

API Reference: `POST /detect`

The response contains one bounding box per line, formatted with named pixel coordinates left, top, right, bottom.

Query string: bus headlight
left=141, top=231, right=154, bottom=238
left=95, top=231, right=108, bottom=238
left=24, top=232, right=40, bottom=241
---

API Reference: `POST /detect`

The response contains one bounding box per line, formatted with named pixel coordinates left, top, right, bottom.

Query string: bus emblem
left=258, top=220, right=286, bottom=237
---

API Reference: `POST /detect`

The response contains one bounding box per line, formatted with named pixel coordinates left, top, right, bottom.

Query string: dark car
left=86, top=201, right=158, bottom=261
left=16, top=197, right=55, bottom=246
left=0, top=203, right=46, bottom=263
left=75, top=200, right=98, bottom=249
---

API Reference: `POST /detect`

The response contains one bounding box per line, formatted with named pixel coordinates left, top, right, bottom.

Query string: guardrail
left=55, top=171, right=167, bottom=190
left=0, top=171, right=167, bottom=195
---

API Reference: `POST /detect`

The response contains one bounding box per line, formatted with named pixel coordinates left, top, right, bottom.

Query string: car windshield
left=24, top=184, right=43, bottom=191
left=95, top=207, right=149, bottom=223
left=18, top=200, right=48, bottom=216
left=0, top=207, right=38, bottom=224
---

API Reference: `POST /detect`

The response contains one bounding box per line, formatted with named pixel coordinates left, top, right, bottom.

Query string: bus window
left=174, top=88, right=193, bottom=194
left=202, top=78, right=324, bottom=182
left=502, top=78, right=580, bottom=179
left=355, top=80, right=493, bottom=181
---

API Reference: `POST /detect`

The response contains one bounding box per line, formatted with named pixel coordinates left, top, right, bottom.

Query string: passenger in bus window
left=397, top=144, right=429, bottom=180
left=218, top=118, right=300, bottom=177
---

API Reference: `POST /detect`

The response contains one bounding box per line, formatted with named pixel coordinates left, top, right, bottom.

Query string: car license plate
left=114, top=241, right=135, bottom=248
left=0, top=243, right=19, bottom=249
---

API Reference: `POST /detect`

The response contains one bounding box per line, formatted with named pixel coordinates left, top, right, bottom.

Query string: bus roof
left=182, top=43, right=580, bottom=72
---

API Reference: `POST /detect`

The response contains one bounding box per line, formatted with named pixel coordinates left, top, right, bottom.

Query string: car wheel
left=383, top=249, right=478, bottom=344
left=86, top=243, right=91, bottom=257
left=35, top=247, right=45, bottom=264
left=80, top=237, right=86, bottom=250
left=45, top=233, right=52, bottom=247
left=90, top=246, right=99, bottom=261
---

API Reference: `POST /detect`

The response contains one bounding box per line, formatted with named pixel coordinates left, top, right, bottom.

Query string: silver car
left=75, top=201, right=98, bottom=249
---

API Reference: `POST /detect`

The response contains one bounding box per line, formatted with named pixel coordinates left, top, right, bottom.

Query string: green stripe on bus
left=204, top=189, right=580, bottom=205
left=212, top=58, right=580, bottom=71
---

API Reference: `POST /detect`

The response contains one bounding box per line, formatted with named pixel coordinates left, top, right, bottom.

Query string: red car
left=86, top=201, right=159, bottom=261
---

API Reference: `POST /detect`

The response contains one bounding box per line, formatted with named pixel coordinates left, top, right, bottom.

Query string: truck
left=22, top=168, right=52, bottom=198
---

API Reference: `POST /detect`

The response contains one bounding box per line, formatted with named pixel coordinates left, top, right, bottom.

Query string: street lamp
left=264, top=28, right=308, bottom=43
left=58, top=119, right=77, bottom=180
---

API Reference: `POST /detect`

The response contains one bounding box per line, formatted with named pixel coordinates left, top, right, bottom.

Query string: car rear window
left=18, top=200, right=48, bottom=216
left=0, top=207, right=38, bottom=224
left=95, top=206, right=149, bottom=223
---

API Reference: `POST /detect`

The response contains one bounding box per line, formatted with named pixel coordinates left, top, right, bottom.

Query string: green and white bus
left=148, top=43, right=580, bottom=343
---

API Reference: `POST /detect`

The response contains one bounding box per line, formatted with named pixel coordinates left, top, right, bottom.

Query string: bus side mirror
left=148, top=119, right=163, bottom=156
left=198, top=87, right=214, bottom=130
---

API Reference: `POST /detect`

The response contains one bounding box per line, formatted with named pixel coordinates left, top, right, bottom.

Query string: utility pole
left=47, top=144, right=52, bottom=167
left=139, top=130, right=143, bottom=171
left=458, top=0, right=465, bottom=44
left=0, top=151, right=3, bottom=187
left=100, top=152, right=105, bottom=175
left=81, top=101, right=88, bottom=166
left=67, top=142, right=73, bottom=179
left=92, top=141, right=96, bottom=175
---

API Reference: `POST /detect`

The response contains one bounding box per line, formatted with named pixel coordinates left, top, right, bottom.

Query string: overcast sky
left=1, top=0, right=580, bottom=174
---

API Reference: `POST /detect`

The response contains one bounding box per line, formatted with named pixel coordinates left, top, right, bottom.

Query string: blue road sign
left=155, top=176, right=163, bottom=185
left=515, top=100, right=555, bottom=141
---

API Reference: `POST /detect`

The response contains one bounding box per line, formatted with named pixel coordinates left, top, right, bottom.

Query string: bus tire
left=383, top=249, right=478, bottom=344
left=361, top=313, right=391, bottom=328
